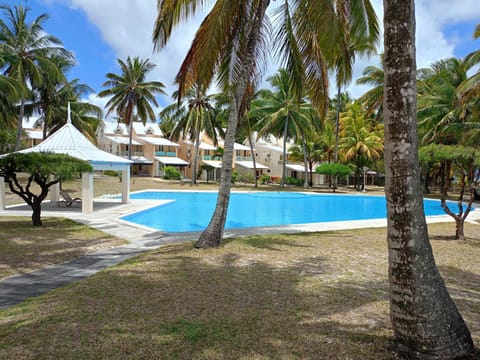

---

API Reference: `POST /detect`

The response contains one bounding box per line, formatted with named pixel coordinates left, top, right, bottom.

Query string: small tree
left=315, top=163, right=352, bottom=192
left=0, top=152, right=92, bottom=226
left=419, top=144, right=480, bottom=240
left=163, top=166, right=181, bottom=180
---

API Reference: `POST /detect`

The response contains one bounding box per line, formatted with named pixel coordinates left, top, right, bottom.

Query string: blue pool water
left=121, top=191, right=451, bottom=233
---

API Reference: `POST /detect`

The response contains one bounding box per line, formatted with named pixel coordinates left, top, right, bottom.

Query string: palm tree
left=98, top=56, right=166, bottom=160
left=252, top=69, right=318, bottom=188
left=356, top=56, right=384, bottom=120
left=288, top=138, right=323, bottom=187
left=417, top=58, right=471, bottom=145
left=28, top=54, right=102, bottom=142
left=339, top=102, right=383, bottom=190
left=383, top=1, right=475, bottom=357
left=153, top=0, right=378, bottom=248
left=160, top=84, right=223, bottom=185
left=0, top=74, right=24, bottom=130
left=0, top=4, right=71, bottom=150
left=458, top=23, right=480, bottom=106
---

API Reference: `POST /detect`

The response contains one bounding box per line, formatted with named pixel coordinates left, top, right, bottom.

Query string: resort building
left=96, top=121, right=187, bottom=177
left=251, top=132, right=326, bottom=185
left=23, top=117, right=44, bottom=148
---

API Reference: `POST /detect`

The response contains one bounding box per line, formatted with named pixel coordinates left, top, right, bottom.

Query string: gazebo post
left=50, top=182, right=60, bottom=203
left=82, top=172, right=94, bottom=214
left=0, top=177, right=5, bottom=210
left=121, top=166, right=130, bottom=204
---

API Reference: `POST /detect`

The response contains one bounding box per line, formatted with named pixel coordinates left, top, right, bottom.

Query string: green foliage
left=286, top=177, right=304, bottom=186
left=103, top=170, right=119, bottom=177
left=238, top=173, right=255, bottom=184
left=0, top=152, right=92, bottom=226
left=259, top=174, right=271, bottom=184
left=315, top=163, right=352, bottom=178
left=419, top=144, right=480, bottom=166
left=231, top=171, right=238, bottom=184
left=163, top=166, right=181, bottom=180
left=0, top=152, right=92, bottom=180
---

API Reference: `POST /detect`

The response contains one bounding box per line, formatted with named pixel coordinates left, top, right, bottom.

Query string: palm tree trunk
left=334, top=86, right=341, bottom=163
left=15, top=98, right=26, bottom=151
left=195, top=85, right=245, bottom=248
left=280, top=116, right=288, bottom=187
left=128, top=120, right=133, bottom=160
left=383, top=1, right=476, bottom=358
left=192, top=131, right=201, bottom=186
left=247, top=132, right=258, bottom=188
left=301, top=131, right=309, bottom=189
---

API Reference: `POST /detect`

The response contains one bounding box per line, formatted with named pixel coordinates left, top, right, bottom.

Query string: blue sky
left=14, top=0, right=480, bottom=110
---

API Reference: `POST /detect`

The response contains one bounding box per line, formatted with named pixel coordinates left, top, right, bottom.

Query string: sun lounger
left=57, top=191, right=82, bottom=207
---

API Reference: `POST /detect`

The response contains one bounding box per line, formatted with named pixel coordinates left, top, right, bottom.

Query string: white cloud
left=59, top=0, right=478, bottom=102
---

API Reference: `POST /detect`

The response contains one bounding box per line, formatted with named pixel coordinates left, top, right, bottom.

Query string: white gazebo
left=0, top=109, right=132, bottom=215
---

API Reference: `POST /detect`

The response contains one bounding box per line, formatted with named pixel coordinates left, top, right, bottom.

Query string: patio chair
left=57, top=190, right=82, bottom=207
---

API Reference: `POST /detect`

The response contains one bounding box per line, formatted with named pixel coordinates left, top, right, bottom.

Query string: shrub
left=259, top=174, right=271, bottom=184
left=103, top=170, right=119, bottom=177
left=163, top=166, right=181, bottom=180
left=231, top=171, right=238, bottom=183
left=286, top=177, right=304, bottom=186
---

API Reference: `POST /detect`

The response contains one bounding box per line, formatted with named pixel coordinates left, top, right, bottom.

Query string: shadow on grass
left=0, top=217, right=120, bottom=278
left=0, top=248, right=393, bottom=359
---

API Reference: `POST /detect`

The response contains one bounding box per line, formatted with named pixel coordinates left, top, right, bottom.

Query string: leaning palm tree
left=0, top=4, right=71, bottom=150
left=98, top=56, right=166, bottom=159
left=161, top=84, right=223, bottom=185
left=153, top=0, right=378, bottom=248
left=383, top=1, right=476, bottom=357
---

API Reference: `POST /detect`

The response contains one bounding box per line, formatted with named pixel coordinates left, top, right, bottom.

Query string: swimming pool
left=121, top=191, right=452, bottom=233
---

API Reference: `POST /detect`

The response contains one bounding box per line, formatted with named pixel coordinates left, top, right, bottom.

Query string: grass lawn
left=0, top=217, right=127, bottom=280
left=0, top=222, right=479, bottom=359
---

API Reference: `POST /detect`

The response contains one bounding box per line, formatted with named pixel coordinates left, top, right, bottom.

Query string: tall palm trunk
left=247, top=132, right=258, bottom=188
left=301, top=131, right=309, bottom=189
left=195, top=0, right=270, bottom=249
left=195, top=83, right=245, bottom=248
left=15, top=98, right=26, bottom=151
left=192, top=130, right=201, bottom=186
left=383, top=1, right=476, bottom=358
left=280, top=116, right=288, bottom=187
left=334, top=86, right=341, bottom=163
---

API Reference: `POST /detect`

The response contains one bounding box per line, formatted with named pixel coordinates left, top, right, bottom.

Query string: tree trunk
left=334, top=86, right=341, bottom=163
left=192, top=131, right=201, bottom=186
left=280, top=116, right=288, bottom=187
left=128, top=120, right=133, bottom=160
left=300, top=132, right=309, bottom=189
left=247, top=132, right=258, bottom=188
left=455, top=218, right=465, bottom=241
left=383, top=1, right=476, bottom=358
left=15, top=98, right=26, bottom=151
left=194, top=85, right=244, bottom=248
left=31, top=201, right=43, bottom=226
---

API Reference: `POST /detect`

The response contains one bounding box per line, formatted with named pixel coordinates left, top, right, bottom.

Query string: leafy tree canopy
left=0, top=152, right=92, bottom=226
left=315, top=162, right=352, bottom=177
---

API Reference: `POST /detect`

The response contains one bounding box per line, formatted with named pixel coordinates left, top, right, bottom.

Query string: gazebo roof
left=20, top=110, right=131, bottom=170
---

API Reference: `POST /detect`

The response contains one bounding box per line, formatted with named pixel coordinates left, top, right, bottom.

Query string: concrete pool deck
left=1, top=193, right=479, bottom=309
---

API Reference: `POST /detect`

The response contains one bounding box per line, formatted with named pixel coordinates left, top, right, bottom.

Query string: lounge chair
left=57, top=191, right=82, bottom=207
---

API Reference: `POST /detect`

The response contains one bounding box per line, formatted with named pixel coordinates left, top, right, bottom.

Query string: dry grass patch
left=1, top=222, right=479, bottom=359
left=0, top=217, right=127, bottom=279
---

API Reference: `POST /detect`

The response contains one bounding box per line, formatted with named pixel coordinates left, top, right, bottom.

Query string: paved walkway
left=1, top=197, right=479, bottom=310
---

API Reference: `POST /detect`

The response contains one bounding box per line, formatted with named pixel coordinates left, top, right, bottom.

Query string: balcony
left=155, top=151, right=177, bottom=157
left=236, top=156, right=253, bottom=161
left=116, top=151, right=144, bottom=157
